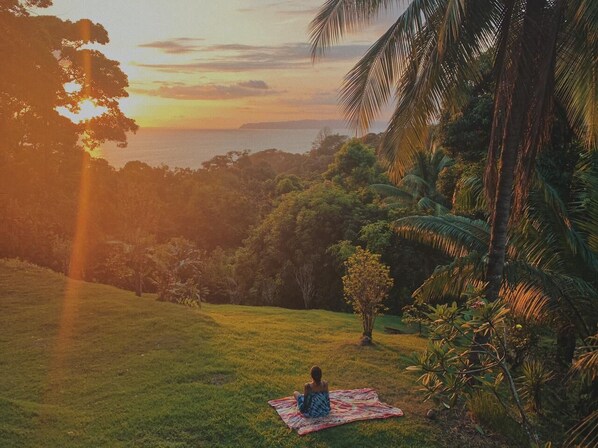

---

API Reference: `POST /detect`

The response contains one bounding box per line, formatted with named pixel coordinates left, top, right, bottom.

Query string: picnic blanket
left=268, top=388, right=403, bottom=435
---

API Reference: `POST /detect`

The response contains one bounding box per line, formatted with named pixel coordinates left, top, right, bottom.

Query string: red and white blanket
left=268, top=388, right=404, bottom=435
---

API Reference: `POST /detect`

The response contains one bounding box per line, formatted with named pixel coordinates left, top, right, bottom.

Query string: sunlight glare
left=57, top=99, right=107, bottom=124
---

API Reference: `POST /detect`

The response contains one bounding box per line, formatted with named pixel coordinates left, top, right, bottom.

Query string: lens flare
left=45, top=19, right=95, bottom=406
left=57, top=99, right=107, bottom=124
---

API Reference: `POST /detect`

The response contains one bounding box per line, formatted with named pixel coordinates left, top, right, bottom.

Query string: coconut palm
left=310, top=0, right=598, bottom=303
left=371, top=143, right=454, bottom=214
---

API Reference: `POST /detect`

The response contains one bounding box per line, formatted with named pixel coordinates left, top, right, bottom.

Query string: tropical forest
left=0, top=1, right=596, bottom=447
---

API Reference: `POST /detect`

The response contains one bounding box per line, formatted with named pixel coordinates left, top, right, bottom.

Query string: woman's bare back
left=305, top=380, right=328, bottom=394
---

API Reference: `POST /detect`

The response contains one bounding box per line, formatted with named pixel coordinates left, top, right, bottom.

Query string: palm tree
left=310, top=1, right=597, bottom=303
left=394, top=158, right=598, bottom=364
left=371, top=135, right=454, bottom=214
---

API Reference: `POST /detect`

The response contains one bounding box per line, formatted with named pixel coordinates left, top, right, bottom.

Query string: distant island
left=240, top=119, right=351, bottom=130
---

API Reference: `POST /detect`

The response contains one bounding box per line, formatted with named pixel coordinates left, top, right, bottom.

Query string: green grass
left=0, top=259, right=440, bottom=447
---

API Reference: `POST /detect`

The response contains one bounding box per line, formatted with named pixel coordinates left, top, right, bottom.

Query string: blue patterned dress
left=296, top=385, right=331, bottom=418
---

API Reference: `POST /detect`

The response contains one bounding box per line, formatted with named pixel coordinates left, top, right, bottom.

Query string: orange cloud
left=132, top=80, right=282, bottom=100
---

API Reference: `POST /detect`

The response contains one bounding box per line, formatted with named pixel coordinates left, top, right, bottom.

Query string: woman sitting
left=293, top=366, right=331, bottom=418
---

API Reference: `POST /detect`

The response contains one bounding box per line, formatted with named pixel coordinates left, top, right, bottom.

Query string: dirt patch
left=206, top=373, right=233, bottom=386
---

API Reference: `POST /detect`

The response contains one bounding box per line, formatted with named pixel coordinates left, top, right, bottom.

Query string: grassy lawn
left=0, top=259, right=442, bottom=447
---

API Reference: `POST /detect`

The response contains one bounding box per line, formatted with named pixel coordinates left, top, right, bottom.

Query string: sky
left=44, top=0, right=398, bottom=129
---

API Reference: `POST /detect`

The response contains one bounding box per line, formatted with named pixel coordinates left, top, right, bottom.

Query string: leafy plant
left=150, top=238, right=206, bottom=307
left=342, top=247, right=393, bottom=344
left=401, top=303, right=428, bottom=335
left=407, top=290, right=540, bottom=445
left=518, top=360, right=554, bottom=414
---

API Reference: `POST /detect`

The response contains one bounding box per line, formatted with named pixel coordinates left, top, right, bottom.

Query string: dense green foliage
left=1, top=129, right=446, bottom=312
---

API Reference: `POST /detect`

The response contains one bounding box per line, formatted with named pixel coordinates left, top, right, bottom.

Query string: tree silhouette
left=0, top=1, right=137, bottom=152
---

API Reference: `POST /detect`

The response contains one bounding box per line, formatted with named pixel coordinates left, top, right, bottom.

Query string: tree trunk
left=485, top=121, right=520, bottom=302
left=362, top=311, right=373, bottom=342
left=556, top=326, right=576, bottom=368
left=472, top=0, right=546, bottom=373
left=485, top=0, right=545, bottom=302
left=363, top=317, right=372, bottom=338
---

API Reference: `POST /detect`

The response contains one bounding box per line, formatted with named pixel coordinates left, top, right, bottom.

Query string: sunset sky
left=45, top=1, right=398, bottom=129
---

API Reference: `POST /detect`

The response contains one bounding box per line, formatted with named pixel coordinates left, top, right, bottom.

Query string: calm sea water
left=97, top=127, right=371, bottom=169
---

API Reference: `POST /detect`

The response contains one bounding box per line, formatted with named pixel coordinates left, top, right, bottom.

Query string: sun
left=57, top=99, right=107, bottom=124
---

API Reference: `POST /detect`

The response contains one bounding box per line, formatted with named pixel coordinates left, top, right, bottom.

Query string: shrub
left=342, top=247, right=393, bottom=344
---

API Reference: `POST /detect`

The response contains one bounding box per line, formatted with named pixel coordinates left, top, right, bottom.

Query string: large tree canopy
left=0, top=0, right=137, bottom=152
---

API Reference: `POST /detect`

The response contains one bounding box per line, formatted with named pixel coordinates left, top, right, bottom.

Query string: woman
left=293, top=365, right=331, bottom=417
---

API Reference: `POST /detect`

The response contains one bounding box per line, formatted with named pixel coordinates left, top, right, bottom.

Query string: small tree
left=402, top=303, right=428, bottom=336
left=342, top=247, right=393, bottom=344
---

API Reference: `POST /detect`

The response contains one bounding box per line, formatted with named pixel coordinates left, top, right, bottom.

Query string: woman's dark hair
left=310, top=365, right=322, bottom=384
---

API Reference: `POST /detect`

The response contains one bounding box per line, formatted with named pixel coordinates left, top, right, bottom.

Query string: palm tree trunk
left=556, top=325, right=576, bottom=368
left=486, top=0, right=545, bottom=302
left=473, top=0, right=545, bottom=373
left=485, top=119, right=521, bottom=302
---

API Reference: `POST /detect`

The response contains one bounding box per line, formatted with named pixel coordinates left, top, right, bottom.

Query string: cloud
left=237, top=1, right=318, bottom=16
left=132, top=80, right=281, bottom=100
left=138, top=38, right=205, bottom=54
left=277, top=7, right=319, bottom=16
left=238, top=80, right=269, bottom=89
left=135, top=42, right=371, bottom=73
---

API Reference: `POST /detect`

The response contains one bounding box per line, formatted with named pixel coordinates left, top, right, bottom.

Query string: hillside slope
left=0, top=259, right=439, bottom=447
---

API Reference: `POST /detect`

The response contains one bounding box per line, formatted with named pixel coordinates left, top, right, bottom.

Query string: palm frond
left=309, top=0, right=401, bottom=59
left=570, top=333, right=598, bottom=383
left=370, top=183, right=413, bottom=201
left=339, top=0, right=444, bottom=131
left=452, top=175, right=487, bottom=212
left=413, top=253, right=485, bottom=303
left=432, top=151, right=455, bottom=176
left=522, top=171, right=598, bottom=273
left=401, top=173, right=431, bottom=194
left=394, top=214, right=490, bottom=258
left=556, top=1, right=598, bottom=149
left=380, top=1, right=502, bottom=180
left=503, top=261, right=596, bottom=335
left=436, top=0, right=466, bottom=57
left=564, top=410, right=598, bottom=448
left=416, top=197, right=449, bottom=215
left=571, top=153, right=598, bottom=255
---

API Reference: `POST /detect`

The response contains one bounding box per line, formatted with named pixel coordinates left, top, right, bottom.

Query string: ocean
left=96, top=127, right=371, bottom=169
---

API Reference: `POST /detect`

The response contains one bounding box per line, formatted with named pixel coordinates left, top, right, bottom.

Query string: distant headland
left=239, top=120, right=350, bottom=130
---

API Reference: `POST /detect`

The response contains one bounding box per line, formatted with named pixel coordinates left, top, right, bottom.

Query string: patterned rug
left=268, top=388, right=404, bottom=435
